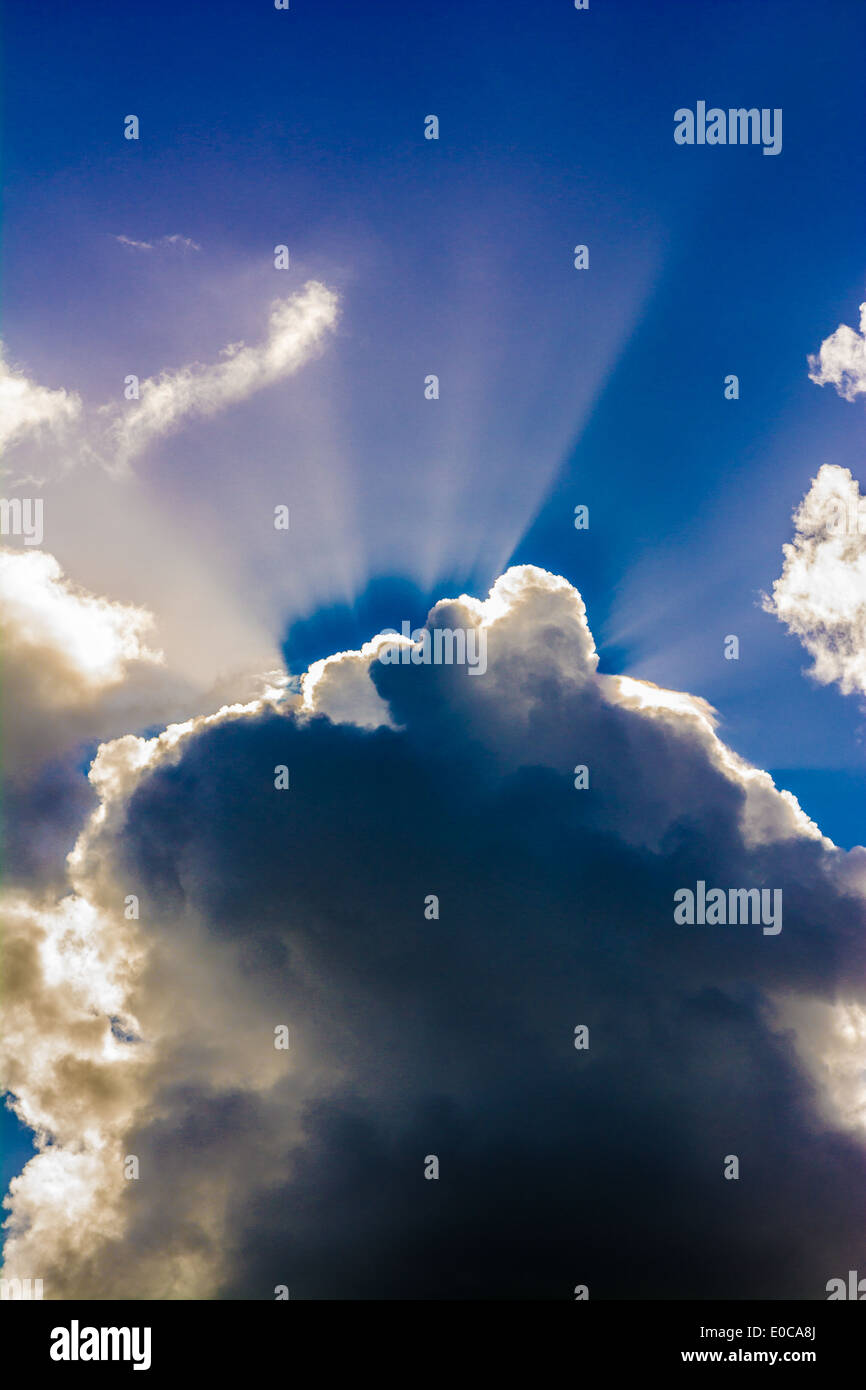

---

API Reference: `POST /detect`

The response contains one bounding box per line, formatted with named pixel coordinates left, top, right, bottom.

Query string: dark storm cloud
left=2, top=756, right=96, bottom=892
left=103, top=576, right=866, bottom=1299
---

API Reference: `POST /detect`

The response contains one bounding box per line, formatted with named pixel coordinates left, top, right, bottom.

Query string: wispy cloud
left=0, top=280, right=339, bottom=476
left=101, top=279, right=339, bottom=469
left=114, top=233, right=202, bottom=252
left=161, top=234, right=201, bottom=251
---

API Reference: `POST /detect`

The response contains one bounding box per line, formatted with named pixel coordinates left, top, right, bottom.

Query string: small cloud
left=764, top=464, right=866, bottom=697
left=808, top=298, right=866, bottom=402
left=161, top=234, right=201, bottom=252
left=114, top=234, right=201, bottom=253
left=114, top=235, right=154, bottom=251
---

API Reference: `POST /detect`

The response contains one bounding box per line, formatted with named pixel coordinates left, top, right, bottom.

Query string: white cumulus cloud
left=0, top=547, right=163, bottom=774
left=764, top=464, right=866, bottom=698
left=808, top=298, right=866, bottom=402
left=0, top=351, right=82, bottom=459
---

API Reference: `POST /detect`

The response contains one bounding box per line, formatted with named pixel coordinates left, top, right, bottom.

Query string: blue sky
left=2, top=0, right=866, bottom=1286
left=3, top=0, right=863, bottom=833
